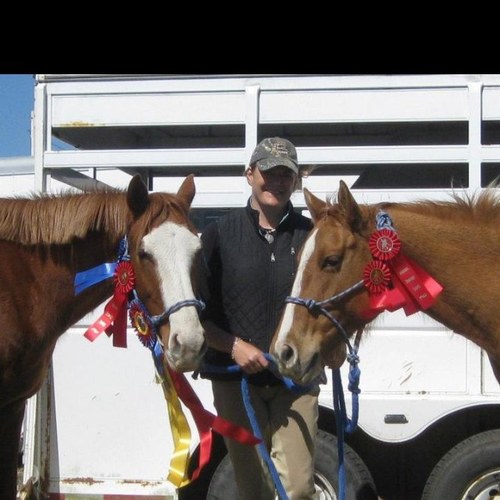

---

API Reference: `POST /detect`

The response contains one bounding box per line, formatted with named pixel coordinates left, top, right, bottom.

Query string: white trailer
left=16, top=74, right=500, bottom=499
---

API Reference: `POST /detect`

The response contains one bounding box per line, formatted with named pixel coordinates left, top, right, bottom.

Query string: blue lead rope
left=201, top=352, right=360, bottom=500
left=332, top=350, right=361, bottom=500
left=241, top=375, right=289, bottom=500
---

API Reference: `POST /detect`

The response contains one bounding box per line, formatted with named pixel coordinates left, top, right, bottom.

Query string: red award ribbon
left=361, top=224, right=443, bottom=318
left=361, top=285, right=408, bottom=320
left=389, top=254, right=443, bottom=315
left=83, top=261, right=135, bottom=348
left=363, top=261, right=391, bottom=294
left=369, top=229, right=401, bottom=261
left=167, top=368, right=261, bottom=482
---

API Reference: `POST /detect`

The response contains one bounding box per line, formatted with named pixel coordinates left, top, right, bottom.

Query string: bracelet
left=231, top=337, right=240, bottom=360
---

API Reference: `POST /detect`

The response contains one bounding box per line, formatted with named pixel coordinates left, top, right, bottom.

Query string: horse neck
left=74, top=230, right=123, bottom=272
left=384, top=203, right=491, bottom=274
left=26, top=230, right=124, bottom=341
left=384, top=204, right=500, bottom=356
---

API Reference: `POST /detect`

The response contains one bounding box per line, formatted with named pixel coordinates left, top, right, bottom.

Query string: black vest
left=200, top=200, right=312, bottom=384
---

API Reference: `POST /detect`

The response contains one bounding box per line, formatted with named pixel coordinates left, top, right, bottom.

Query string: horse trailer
left=12, top=74, right=500, bottom=499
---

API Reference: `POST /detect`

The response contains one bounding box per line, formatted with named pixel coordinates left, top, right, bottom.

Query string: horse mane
left=380, top=187, right=500, bottom=225
left=0, top=188, right=129, bottom=245
left=324, top=184, right=500, bottom=226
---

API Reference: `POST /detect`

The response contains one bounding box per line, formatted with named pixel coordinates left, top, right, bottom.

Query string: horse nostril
left=280, top=343, right=296, bottom=365
left=169, top=332, right=180, bottom=350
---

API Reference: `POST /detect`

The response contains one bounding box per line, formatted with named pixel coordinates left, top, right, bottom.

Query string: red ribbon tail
left=390, top=254, right=443, bottom=313
left=83, top=298, right=118, bottom=342
left=167, top=369, right=261, bottom=481
left=391, top=277, right=419, bottom=315
left=360, top=293, right=386, bottom=320
left=112, top=293, right=128, bottom=348
left=83, top=292, right=128, bottom=347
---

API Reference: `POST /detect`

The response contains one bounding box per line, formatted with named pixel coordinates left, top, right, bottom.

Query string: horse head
left=126, top=175, right=207, bottom=372
left=272, top=181, right=373, bottom=384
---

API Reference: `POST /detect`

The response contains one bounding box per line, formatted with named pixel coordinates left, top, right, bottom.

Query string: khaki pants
left=212, top=379, right=319, bottom=500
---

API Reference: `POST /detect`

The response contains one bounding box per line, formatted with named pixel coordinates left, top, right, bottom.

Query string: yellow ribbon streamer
left=158, top=367, right=193, bottom=488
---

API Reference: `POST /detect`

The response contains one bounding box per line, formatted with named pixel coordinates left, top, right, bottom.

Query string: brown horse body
left=0, top=175, right=206, bottom=499
left=272, top=181, right=500, bottom=385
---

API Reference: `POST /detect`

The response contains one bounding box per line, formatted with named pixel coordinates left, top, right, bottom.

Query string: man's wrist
left=231, top=337, right=240, bottom=360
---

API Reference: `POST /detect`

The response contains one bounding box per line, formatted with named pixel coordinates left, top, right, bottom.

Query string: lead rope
left=200, top=354, right=318, bottom=500
left=332, top=330, right=362, bottom=500
left=241, top=373, right=289, bottom=500
left=201, top=351, right=361, bottom=500
left=284, top=293, right=364, bottom=500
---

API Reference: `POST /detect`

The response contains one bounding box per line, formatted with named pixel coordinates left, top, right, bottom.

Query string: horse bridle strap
left=285, top=279, right=365, bottom=355
left=76, top=236, right=206, bottom=346
left=150, top=299, right=205, bottom=328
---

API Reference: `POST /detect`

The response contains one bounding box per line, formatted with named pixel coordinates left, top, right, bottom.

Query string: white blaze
left=142, top=221, right=202, bottom=338
left=275, top=228, right=318, bottom=345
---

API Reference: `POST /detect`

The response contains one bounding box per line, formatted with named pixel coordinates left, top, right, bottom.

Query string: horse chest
left=0, top=335, right=53, bottom=407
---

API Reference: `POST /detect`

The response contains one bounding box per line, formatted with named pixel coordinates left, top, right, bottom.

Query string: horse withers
left=0, top=175, right=207, bottom=500
left=272, top=180, right=500, bottom=385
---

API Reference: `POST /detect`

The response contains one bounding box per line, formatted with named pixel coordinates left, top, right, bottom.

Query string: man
left=200, top=137, right=318, bottom=499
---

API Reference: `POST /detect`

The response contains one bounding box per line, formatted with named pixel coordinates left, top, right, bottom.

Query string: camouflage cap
left=249, top=137, right=299, bottom=174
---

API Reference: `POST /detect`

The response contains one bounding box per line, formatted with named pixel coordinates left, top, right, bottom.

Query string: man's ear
left=245, top=166, right=254, bottom=186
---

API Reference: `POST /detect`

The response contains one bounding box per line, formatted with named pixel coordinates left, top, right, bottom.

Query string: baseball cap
left=249, top=137, right=299, bottom=175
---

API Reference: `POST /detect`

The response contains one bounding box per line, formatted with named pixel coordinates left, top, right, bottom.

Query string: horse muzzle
left=273, top=340, right=324, bottom=385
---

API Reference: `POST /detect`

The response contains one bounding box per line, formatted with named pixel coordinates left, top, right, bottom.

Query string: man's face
left=246, top=165, right=297, bottom=210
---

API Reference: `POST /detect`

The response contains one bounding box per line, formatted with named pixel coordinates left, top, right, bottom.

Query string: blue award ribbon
left=74, top=262, right=117, bottom=295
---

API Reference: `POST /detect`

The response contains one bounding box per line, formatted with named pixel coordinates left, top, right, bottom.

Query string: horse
left=0, top=174, right=207, bottom=500
left=272, top=180, right=500, bottom=386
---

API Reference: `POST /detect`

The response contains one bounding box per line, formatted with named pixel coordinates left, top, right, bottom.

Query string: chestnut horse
left=0, top=175, right=207, bottom=500
left=272, top=180, right=500, bottom=386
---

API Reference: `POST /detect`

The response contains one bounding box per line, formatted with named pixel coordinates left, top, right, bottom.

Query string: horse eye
left=138, top=248, right=152, bottom=261
left=323, top=255, right=341, bottom=270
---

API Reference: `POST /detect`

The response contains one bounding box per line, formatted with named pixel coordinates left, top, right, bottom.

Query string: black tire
left=206, top=429, right=378, bottom=500
left=421, top=429, right=500, bottom=500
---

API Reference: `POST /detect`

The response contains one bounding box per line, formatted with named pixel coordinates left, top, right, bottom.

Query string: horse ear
left=338, top=180, right=363, bottom=233
left=176, top=174, right=196, bottom=209
left=304, top=187, right=327, bottom=222
left=127, top=174, right=150, bottom=217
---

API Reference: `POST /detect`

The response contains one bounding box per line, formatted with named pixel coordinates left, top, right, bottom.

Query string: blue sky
left=0, top=74, right=35, bottom=157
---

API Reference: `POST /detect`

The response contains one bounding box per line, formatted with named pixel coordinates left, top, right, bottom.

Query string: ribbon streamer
left=151, top=341, right=261, bottom=488
left=151, top=342, right=192, bottom=487
left=74, top=262, right=117, bottom=295
left=390, top=254, right=443, bottom=313
left=83, top=283, right=129, bottom=347
left=168, top=368, right=261, bottom=483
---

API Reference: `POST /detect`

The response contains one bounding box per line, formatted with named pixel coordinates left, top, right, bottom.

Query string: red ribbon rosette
left=363, top=260, right=391, bottom=294
left=83, top=261, right=135, bottom=348
left=114, top=261, right=135, bottom=294
left=369, top=229, right=401, bottom=261
left=129, top=300, right=156, bottom=349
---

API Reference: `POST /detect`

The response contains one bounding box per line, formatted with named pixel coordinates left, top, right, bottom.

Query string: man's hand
left=232, top=338, right=269, bottom=374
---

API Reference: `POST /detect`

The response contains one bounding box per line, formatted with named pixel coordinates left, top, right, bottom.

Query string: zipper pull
left=291, top=247, right=295, bottom=255
left=271, top=252, right=275, bottom=262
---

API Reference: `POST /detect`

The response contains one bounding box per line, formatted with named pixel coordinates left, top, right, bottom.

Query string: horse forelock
left=0, top=189, right=129, bottom=245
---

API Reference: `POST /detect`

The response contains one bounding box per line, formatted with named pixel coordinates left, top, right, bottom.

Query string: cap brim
left=256, top=157, right=298, bottom=175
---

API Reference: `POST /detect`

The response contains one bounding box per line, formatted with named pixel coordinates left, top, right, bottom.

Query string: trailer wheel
left=206, top=429, right=377, bottom=499
left=421, top=429, right=500, bottom=500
